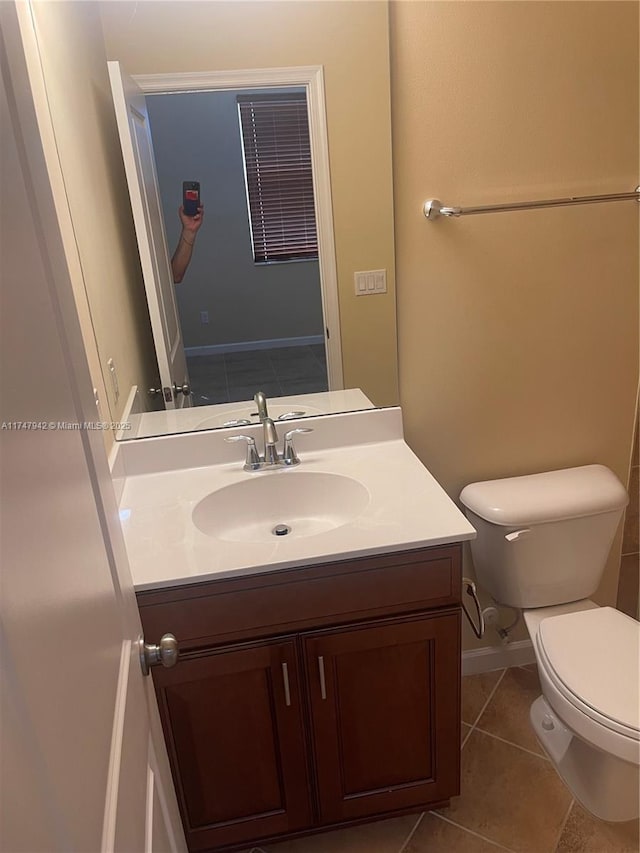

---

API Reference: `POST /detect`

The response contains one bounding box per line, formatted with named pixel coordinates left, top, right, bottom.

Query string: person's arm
left=171, top=205, right=204, bottom=283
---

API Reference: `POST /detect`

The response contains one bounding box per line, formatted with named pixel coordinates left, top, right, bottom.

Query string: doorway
left=146, top=86, right=329, bottom=406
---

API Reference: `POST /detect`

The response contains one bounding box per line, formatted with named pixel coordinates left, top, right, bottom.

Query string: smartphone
left=182, top=181, right=201, bottom=217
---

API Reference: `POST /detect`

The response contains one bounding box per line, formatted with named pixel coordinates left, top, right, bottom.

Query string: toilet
left=460, top=464, right=639, bottom=822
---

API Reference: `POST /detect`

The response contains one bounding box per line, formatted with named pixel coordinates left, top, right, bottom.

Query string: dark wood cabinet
left=138, top=545, right=462, bottom=852
left=152, top=638, right=312, bottom=851
left=304, top=614, right=460, bottom=825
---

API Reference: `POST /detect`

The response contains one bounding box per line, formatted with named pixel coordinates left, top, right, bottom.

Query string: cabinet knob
left=139, top=633, right=179, bottom=676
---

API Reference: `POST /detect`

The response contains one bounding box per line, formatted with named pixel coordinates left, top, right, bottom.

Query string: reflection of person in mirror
left=171, top=205, right=204, bottom=283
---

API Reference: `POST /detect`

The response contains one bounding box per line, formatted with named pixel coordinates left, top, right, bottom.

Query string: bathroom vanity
left=137, top=544, right=461, bottom=851
left=116, top=408, right=476, bottom=852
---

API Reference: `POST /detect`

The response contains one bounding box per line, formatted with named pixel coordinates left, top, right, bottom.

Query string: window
left=238, top=93, right=318, bottom=263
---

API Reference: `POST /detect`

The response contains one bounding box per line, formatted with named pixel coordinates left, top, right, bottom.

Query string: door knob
left=149, top=387, right=173, bottom=403
left=173, top=382, right=191, bottom=396
left=139, top=633, right=179, bottom=676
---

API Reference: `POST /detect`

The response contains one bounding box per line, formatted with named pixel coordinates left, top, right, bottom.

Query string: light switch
left=354, top=272, right=368, bottom=295
left=354, top=269, right=387, bottom=296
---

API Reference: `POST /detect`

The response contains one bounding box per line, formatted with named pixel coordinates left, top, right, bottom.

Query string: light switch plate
left=354, top=269, right=387, bottom=296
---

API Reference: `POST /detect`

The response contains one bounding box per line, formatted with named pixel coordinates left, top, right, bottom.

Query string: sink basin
left=192, top=471, right=370, bottom=543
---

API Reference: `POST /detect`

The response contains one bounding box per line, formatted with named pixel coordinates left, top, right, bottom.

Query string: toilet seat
left=534, top=607, right=640, bottom=765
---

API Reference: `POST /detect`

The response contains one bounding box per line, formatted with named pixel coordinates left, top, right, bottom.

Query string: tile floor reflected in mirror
left=188, top=344, right=328, bottom=406
left=240, top=664, right=639, bottom=853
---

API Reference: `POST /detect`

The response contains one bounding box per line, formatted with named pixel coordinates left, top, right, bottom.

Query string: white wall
left=146, top=89, right=324, bottom=349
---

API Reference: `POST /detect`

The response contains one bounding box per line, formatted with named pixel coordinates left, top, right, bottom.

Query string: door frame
left=133, top=66, right=344, bottom=392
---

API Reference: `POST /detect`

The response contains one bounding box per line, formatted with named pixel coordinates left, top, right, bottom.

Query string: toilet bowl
left=526, top=603, right=639, bottom=821
left=460, top=465, right=639, bottom=821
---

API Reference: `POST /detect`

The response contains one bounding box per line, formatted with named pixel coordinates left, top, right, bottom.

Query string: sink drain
left=272, top=524, right=291, bottom=537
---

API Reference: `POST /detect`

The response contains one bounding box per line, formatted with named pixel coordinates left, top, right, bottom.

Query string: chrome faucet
left=227, top=391, right=314, bottom=469
left=226, top=423, right=313, bottom=471
left=252, top=391, right=305, bottom=423
left=254, top=390, right=269, bottom=422
left=262, top=417, right=280, bottom=465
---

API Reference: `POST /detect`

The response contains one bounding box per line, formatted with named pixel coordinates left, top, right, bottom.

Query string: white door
left=108, top=60, right=190, bottom=410
left=0, top=6, right=185, bottom=851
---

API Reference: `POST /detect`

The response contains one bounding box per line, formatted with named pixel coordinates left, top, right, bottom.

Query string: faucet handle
left=222, top=418, right=252, bottom=428
left=277, top=411, right=307, bottom=421
left=282, top=428, right=313, bottom=466
left=225, top=434, right=261, bottom=470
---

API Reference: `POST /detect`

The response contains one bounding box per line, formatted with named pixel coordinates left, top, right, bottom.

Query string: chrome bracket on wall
left=461, top=577, right=485, bottom=639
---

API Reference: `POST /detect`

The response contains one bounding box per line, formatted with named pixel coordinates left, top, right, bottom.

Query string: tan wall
left=29, top=0, right=159, bottom=440
left=99, top=0, right=399, bottom=407
left=390, top=1, right=639, bottom=647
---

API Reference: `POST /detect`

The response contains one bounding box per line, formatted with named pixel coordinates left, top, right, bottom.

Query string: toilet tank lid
left=459, top=465, right=628, bottom=526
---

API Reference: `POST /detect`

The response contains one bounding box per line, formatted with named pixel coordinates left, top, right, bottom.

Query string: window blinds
left=238, top=93, right=318, bottom=263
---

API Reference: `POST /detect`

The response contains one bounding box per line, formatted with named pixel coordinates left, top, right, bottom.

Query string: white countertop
left=117, top=409, right=476, bottom=591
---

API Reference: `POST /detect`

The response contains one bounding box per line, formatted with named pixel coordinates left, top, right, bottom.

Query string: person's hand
left=178, top=205, right=204, bottom=238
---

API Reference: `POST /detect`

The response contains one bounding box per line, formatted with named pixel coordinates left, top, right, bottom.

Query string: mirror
left=29, top=0, right=399, bottom=440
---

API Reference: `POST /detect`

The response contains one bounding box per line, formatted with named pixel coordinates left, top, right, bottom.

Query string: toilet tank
left=459, top=465, right=628, bottom=609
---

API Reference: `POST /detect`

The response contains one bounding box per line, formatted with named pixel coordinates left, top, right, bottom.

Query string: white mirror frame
left=132, top=65, right=344, bottom=392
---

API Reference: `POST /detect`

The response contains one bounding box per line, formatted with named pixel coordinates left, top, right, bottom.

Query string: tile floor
left=243, top=665, right=639, bottom=853
left=188, top=344, right=328, bottom=406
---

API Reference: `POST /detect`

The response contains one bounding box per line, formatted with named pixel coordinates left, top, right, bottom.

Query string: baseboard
left=185, top=335, right=325, bottom=357
left=462, top=639, right=536, bottom=676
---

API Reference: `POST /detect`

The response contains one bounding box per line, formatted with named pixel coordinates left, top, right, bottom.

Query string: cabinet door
left=152, top=638, right=312, bottom=851
left=304, top=612, right=460, bottom=824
